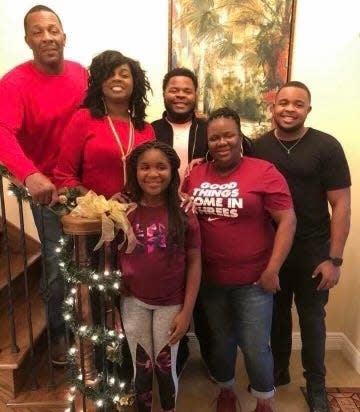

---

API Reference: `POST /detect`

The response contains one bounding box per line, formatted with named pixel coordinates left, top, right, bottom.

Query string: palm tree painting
left=169, top=0, right=296, bottom=137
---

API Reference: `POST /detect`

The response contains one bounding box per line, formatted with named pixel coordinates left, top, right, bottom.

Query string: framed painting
left=169, top=0, right=297, bottom=137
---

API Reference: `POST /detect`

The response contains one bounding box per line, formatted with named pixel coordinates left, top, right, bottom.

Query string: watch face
left=331, top=257, right=343, bottom=267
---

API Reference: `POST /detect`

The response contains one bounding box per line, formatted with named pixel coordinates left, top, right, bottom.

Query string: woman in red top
left=54, top=50, right=154, bottom=197
left=183, top=107, right=296, bottom=412
left=54, top=50, right=154, bottom=382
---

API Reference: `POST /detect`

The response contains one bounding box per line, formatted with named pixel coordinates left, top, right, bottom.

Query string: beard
left=164, top=100, right=195, bottom=123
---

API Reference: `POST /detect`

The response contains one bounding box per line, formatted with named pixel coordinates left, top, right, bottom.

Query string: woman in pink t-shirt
left=183, top=107, right=296, bottom=412
left=118, top=141, right=201, bottom=412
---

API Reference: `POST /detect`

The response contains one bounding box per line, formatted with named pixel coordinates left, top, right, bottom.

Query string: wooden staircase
left=0, top=222, right=68, bottom=411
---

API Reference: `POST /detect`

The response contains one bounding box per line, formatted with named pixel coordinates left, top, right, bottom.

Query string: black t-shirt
left=251, top=128, right=351, bottom=243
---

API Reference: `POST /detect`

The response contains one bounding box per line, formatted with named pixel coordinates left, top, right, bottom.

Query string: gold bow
left=70, top=191, right=137, bottom=252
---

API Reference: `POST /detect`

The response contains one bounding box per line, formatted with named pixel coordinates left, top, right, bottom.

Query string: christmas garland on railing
left=0, top=164, right=11, bottom=179
left=1, top=166, right=134, bottom=410
left=57, top=233, right=135, bottom=410
left=0, top=165, right=31, bottom=200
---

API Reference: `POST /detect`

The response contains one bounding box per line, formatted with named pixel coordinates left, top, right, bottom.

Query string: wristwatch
left=329, top=257, right=343, bottom=267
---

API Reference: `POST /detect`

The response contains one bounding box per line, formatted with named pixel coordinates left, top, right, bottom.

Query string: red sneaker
left=216, top=388, right=239, bottom=412
left=252, top=401, right=273, bottom=412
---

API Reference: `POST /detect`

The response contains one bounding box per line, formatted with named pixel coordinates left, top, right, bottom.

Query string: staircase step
left=6, top=352, right=68, bottom=411
left=0, top=221, right=41, bottom=291
left=0, top=288, right=45, bottom=369
left=0, top=285, right=46, bottom=397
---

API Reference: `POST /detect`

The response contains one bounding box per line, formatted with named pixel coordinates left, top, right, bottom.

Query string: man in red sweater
left=0, top=5, right=88, bottom=363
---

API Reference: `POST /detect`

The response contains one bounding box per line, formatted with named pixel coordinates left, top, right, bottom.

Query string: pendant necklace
left=107, top=115, right=134, bottom=185
left=275, top=130, right=304, bottom=154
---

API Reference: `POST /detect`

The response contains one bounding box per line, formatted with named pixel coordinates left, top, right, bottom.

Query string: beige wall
left=290, top=0, right=360, bottom=350
left=1, top=1, right=359, bottom=349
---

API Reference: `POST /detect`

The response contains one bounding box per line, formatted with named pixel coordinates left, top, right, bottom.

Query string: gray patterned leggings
left=121, top=296, right=181, bottom=412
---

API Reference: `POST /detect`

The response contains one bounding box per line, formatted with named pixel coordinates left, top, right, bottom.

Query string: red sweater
left=0, top=61, right=88, bottom=183
left=54, top=108, right=155, bottom=198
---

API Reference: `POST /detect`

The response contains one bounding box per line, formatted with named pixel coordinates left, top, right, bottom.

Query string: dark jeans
left=201, top=281, right=274, bottom=399
left=271, top=241, right=329, bottom=386
left=31, top=204, right=65, bottom=340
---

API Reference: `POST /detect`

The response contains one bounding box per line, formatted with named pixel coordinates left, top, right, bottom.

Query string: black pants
left=271, top=242, right=329, bottom=386
left=176, top=293, right=213, bottom=376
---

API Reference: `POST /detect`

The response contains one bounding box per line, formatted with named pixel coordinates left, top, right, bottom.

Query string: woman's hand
left=254, top=269, right=281, bottom=294
left=168, top=311, right=191, bottom=345
left=184, top=157, right=205, bottom=178
left=110, top=192, right=131, bottom=203
left=179, top=192, right=196, bottom=213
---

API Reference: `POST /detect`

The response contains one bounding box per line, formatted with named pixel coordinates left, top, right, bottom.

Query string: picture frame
left=168, top=0, right=297, bottom=137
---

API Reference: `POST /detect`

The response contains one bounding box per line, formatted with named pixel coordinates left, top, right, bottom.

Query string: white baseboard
left=341, top=334, right=360, bottom=375
left=292, top=332, right=343, bottom=350
left=188, top=331, right=360, bottom=374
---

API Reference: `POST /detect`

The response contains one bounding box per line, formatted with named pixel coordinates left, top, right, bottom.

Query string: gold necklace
left=107, top=115, right=134, bottom=185
left=275, top=130, right=304, bottom=154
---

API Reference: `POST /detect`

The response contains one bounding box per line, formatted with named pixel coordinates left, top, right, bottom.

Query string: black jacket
left=152, top=111, right=252, bottom=160
left=152, top=112, right=208, bottom=162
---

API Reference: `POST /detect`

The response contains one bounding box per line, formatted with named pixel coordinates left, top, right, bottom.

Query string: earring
left=102, top=97, right=108, bottom=115
left=205, top=150, right=212, bottom=162
left=240, top=143, right=244, bottom=158
left=128, top=101, right=135, bottom=118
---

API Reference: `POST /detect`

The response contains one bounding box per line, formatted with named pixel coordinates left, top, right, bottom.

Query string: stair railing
left=0, top=166, right=39, bottom=391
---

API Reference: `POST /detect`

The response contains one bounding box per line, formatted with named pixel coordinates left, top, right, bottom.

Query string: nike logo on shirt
left=208, top=217, right=220, bottom=222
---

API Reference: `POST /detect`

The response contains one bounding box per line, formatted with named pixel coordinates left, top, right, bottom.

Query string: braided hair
left=126, top=141, right=186, bottom=248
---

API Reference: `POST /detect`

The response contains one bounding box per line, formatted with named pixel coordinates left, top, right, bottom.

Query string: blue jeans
left=200, top=281, right=274, bottom=399
left=31, top=204, right=64, bottom=339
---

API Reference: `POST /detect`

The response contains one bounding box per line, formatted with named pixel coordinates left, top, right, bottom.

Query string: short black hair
left=277, top=81, right=311, bottom=102
left=24, top=5, right=63, bottom=34
left=208, top=107, right=242, bottom=134
left=162, top=67, right=198, bottom=91
left=83, top=50, right=151, bottom=130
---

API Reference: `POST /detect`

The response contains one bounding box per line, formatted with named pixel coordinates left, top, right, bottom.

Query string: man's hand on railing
left=25, top=172, right=58, bottom=206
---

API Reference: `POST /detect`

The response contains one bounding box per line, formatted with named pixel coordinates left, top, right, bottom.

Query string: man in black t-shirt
left=251, top=81, right=351, bottom=412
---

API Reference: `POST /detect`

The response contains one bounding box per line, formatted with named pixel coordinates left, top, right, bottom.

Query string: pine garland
left=1, top=166, right=134, bottom=410
left=58, top=235, right=134, bottom=410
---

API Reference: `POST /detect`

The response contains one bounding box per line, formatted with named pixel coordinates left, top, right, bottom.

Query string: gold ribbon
left=70, top=191, right=137, bottom=252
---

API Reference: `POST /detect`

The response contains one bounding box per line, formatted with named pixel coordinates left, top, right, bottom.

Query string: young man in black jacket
left=152, top=68, right=208, bottom=175
left=152, top=68, right=210, bottom=376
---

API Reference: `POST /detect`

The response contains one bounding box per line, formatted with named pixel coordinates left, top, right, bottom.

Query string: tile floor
left=173, top=347, right=360, bottom=412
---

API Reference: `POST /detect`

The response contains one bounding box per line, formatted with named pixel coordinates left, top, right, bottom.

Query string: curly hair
left=83, top=50, right=151, bottom=130
left=126, top=141, right=186, bottom=247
